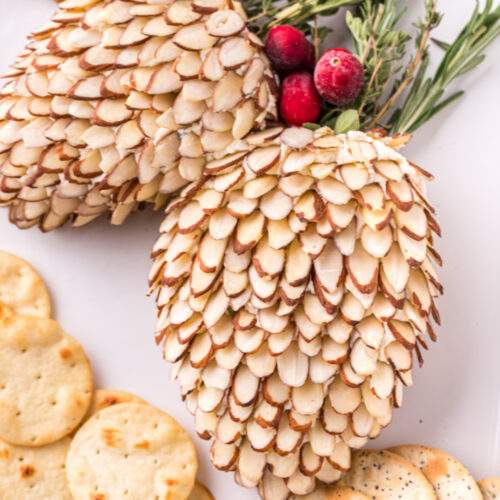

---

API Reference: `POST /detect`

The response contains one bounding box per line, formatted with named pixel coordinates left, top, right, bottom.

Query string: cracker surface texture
left=478, top=477, right=500, bottom=499
left=0, top=302, right=14, bottom=319
left=0, top=437, right=72, bottom=499
left=390, top=445, right=483, bottom=500
left=67, top=403, right=198, bottom=500
left=0, top=316, right=93, bottom=446
left=86, top=389, right=146, bottom=419
left=325, top=486, right=370, bottom=499
left=338, top=449, right=437, bottom=499
left=0, top=251, right=51, bottom=318
left=188, top=481, right=215, bottom=500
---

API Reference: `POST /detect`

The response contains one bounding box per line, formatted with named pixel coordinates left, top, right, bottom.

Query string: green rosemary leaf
left=414, top=90, right=464, bottom=127
left=432, top=38, right=450, bottom=50
left=391, top=0, right=500, bottom=134
left=403, top=88, right=444, bottom=132
left=366, top=0, right=441, bottom=130
left=390, top=56, right=430, bottom=131
left=246, top=0, right=498, bottom=134
left=456, top=53, right=486, bottom=76
left=346, top=0, right=410, bottom=128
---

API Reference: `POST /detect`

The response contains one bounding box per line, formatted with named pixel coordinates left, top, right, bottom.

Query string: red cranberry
left=280, top=71, right=322, bottom=126
left=314, top=48, right=364, bottom=106
left=265, top=25, right=311, bottom=72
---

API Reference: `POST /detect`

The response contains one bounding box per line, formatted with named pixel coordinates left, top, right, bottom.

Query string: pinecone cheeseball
left=0, top=0, right=277, bottom=230
left=149, top=126, right=442, bottom=497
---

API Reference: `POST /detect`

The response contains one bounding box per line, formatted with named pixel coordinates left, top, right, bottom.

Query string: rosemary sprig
left=390, top=0, right=500, bottom=133
left=346, top=0, right=410, bottom=128
left=318, top=0, right=438, bottom=131
left=367, top=0, right=441, bottom=129
left=244, top=0, right=362, bottom=38
left=245, top=0, right=499, bottom=135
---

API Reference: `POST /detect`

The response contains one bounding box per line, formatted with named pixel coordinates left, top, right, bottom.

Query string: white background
left=0, top=1, right=499, bottom=497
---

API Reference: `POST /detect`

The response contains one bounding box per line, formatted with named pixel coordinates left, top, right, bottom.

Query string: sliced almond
left=329, top=377, right=361, bottom=414
left=219, top=37, right=253, bottom=69
left=285, top=239, right=312, bottom=287
left=275, top=413, right=303, bottom=455
left=292, top=381, right=323, bottom=415
left=210, top=440, right=238, bottom=471
left=174, top=23, right=217, bottom=51
left=237, top=440, right=266, bottom=485
left=262, top=371, right=290, bottom=407
left=234, top=211, right=265, bottom=254
left=385, top=341, right=412, bottom=371
left=93, top=99, right=132, bottom=126
left=277, top=342, right=308, bottom=388
left=309, top=421, right=335, bottom=457
left=287, top=469, right=315, bottom=495
left=213, top=72, right=243, bottom=112
left=387, top=178, right=414, bottom=211
left=246, top=419, right=276, bottom=452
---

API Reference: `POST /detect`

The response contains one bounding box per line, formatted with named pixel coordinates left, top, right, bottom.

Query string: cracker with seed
left=0, top=437, right=72, bottom=499
left=390, top=445, right=483, bottom=500
left=478, top=477, right=500, bottom=499
left=294, top=487, right=369, bottom=500
left=66, top=403, right=198, bottom=500
left=291, top=486, right=369, bottom=500
left=0, top=316, right=93, bottom=446
left=325, top=487, right=370, bottom=499
left=337, top=449, right=437, bottom=499
left=0, top=251, right=51, bottom=318
left=188, top=481, right=214, bottom=500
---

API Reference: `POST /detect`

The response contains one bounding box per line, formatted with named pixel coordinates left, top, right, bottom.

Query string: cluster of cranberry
left=265, top=25, right=365, bottom=126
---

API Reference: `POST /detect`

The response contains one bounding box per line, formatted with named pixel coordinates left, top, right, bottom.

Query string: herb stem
left=391, top=0, right=500, bottom=133
left=313, top=16, right=321, bottom=60
left=368, top=1, right=438, bottom=129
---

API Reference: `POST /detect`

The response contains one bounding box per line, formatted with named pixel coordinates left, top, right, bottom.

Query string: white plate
left=1, top=1, right=499, bottom=498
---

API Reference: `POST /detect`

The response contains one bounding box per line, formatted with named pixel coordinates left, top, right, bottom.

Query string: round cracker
left=478, top=477, right=500, bottom=499
left=390, top=445, right=483, bottom=500
left=337, top=449, right=437, bottom=499
left=325, top=487, right=370, bottom=499
left=291, top=490, right=326, bottom=500
left=0, top=301, right=14, bottom=319
left=0, top=251, right=51, bottom=318
left=295, top=487, right=369, bottom=500
left=0, top=437, right=72, bottom=499
left=66, top=403, right=198, bottom=500
left=0, top=316, right=93, bottom=446
left=86, top=389, right=146, bottom=418
left=188, top=481, right=214, bottom=500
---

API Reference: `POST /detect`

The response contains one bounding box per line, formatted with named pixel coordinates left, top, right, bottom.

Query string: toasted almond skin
left=150, top=128, right=442, bottom=496
left=0, top=0, right=278, bottom=231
